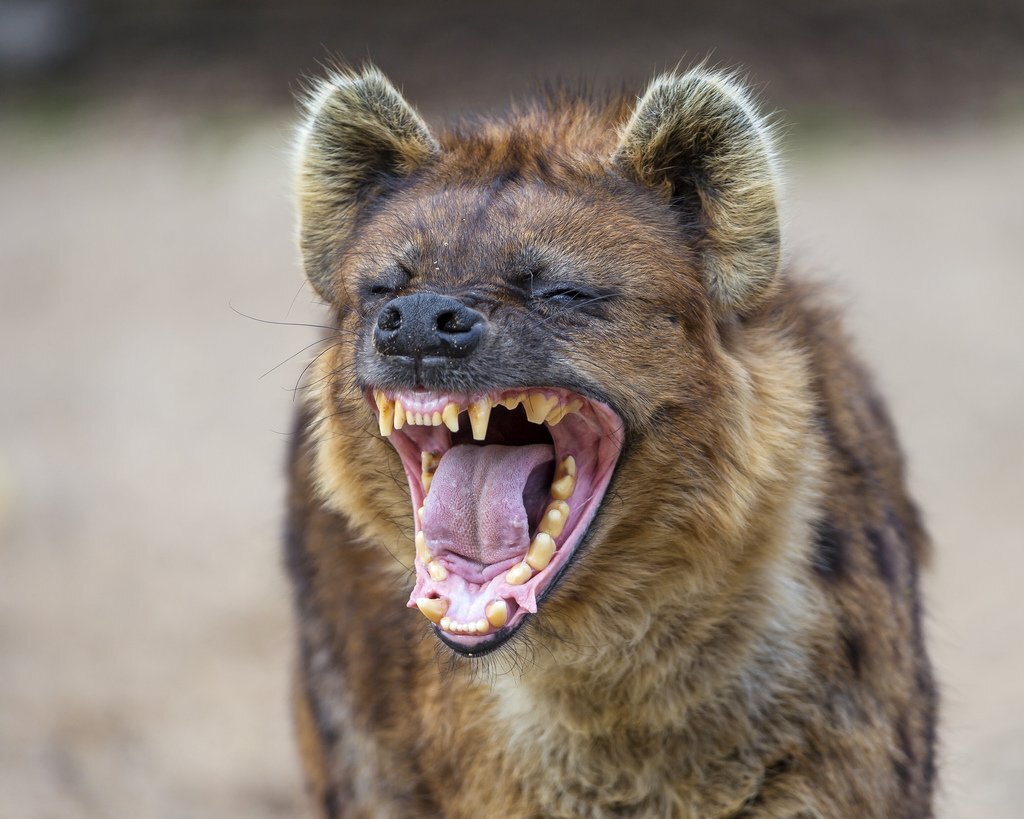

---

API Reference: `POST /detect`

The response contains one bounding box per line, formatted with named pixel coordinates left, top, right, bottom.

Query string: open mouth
left=369, top=386, right=624, bottom=655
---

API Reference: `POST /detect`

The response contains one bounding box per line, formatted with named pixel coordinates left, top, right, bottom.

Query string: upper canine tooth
left=394, top=401, right=407, bottom=429
left=505, top=562, right=532, bottom=586
left=376, top=393, right=394, bottom=436
left=523, top=394, right=558, bottom=424
left=442, top=403, right=460, bottom=432
left=485, top=599, right=508, bottom=628
left=525, top=532, right=556, bottom=571
left=468, top=397, right=492, bottom=441
left=416, top=597, right=449, bottom=624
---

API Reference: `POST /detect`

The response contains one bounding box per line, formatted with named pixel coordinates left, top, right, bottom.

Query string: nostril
left=437, top=308, right=478, bottom=335
left=378, top=306, right=402, bottom=332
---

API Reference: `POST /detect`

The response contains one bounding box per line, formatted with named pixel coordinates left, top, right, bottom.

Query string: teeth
left=432, top=411, right=442, bottom=426
left=374, top=391, right=394, bottom=436
left=500, top=394, right=522, bottom=410
left=422, top=472, right=433, bottom=493
left=485, top=600, right=508, bottom=628
left=525, top=532, right=556, bottom=571
left=468, top=397, right=492, bottom=441
left=558, top=455, right=577, bottom=479
left=418, top=506, right=425, bottom=522
left=440, top=616, right=452, bottom=631
left=421, top=451, right=440, bottom=473
left=545, top=405, right=568, bottom=426
left=416, top=597, right=448, bottom=624
left=428, top=561, right=448, bottom=582
left=550, top=474, right=575, bottom=501
left=442, top=402, right=460, bottom=432
left=538, top=500, right=570, bottom=538
left=475, top=618, right=488, bottom=634
left=415, top=531, right=431, bottom=564
left=394, top=401, right=406, bottom=429
left=523, top=394, right=558, bottom=424
left=505, top=562, right=533, bottom=586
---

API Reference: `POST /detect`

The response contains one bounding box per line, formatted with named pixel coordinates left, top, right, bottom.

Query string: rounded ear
left=612, top=69, right=782, bottom=315
left=295, top=67, right=439, bottom=300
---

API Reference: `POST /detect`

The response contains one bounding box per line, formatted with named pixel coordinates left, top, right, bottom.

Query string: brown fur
left=286, top=66, right=936, bottom=817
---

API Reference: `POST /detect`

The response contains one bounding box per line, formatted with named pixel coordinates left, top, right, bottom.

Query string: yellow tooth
left=442, top=402, right=460, bottom=432
left=538, top=500, right=570, bottom=538
left=428, top=561, right=448, bottom=581
left=416, top=597, right=449, bottom=624
left=485, top=600, right=508, bottom=629
left=550, top=473, right=575, bottom=500
left=500, top=394, right=522, bottom=410
left=415, top=531, right=430, bottom=563
left=468, top=397, right=492, bottom=441
left=376, top=393, right=394, bottom=436
left=440, top=616, right=452, bottom=631
left=525, top=532, right=556, bottom=571
left=557, top=455, right=576, bottom=479
left=505, top=562, right=533, bottom=586
left=545, top=404, right=568, bottom=426
left=421, top=451, right=440, bottom=473
left=524, top=394, right=558, bottom=424
left=432, top=411, right=442, bottom=426
left=394, top=401, right=406, bottom=429
left=422, top=472, right=433, bottom=494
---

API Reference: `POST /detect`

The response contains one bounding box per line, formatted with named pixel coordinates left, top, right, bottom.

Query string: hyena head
left=295, top=66, right=797, bottom=660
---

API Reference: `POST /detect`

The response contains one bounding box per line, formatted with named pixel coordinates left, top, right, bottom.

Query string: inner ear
left=295, top=67, right=439, bottom=301
left=613, top=69, right=782, bottom=316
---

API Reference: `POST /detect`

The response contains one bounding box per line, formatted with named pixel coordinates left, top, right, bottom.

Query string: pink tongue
left=422, top=444, right=554, bottom=567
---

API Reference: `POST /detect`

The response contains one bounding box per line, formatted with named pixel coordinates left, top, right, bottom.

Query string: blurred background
left=1, top=1, right=1021, bottom=816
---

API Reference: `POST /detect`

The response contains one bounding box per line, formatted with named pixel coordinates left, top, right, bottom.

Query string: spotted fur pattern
left=285, top=66, right=937, bottom=818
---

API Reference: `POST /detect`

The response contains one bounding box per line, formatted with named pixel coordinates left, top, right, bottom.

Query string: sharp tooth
left=524, top=394, right=558, bottom=424
left=421, top=451, right=440, bottom=473
left=375, top=392, right=394, bottom=436
left=538, top=500, right=570, bottom=538
left=557, top=455, right=576, bottom=479
left=416, top=597, right=449, bottom=624
left=442, top=402, right=460, bottom=432
left=550, top=473, right=575, bottom=501
left=440, top=616, right=452, bottom=631
left=432, top=411, right=442, bottom=426
left=468, top=397, right=492, bottom=441
left=428, top=561, right=448, bottom=581
left=415, top=531, right=430, bottom=563
left=394, top=401, right=406, bottom=429
left=505, top=562, right=532, bottom=585
left=422, top=472, right=433, bottom=494
left=525, top=532, right=556, bottom=571
left=500, top=395, right=522, bottom=410
left=485, top=600, right=508, bottom=628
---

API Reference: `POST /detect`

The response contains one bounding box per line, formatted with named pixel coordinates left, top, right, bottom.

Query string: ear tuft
left=295, top=67, right=438, bottom=299
left=613, top=68, right=782, bottom=314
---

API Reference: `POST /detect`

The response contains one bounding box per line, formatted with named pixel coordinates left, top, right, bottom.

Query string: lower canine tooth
left=505, top=562, right=532, bottom=585
left=468, top=398, right=492, bottom=441
left=416, top=597, right=449, bottom=624
left=428, top=561, right=448, bottom=581
left=442, top=402, right=460, bottom=432
left=485, top=600, right=508, bottom=628
left=525, top=532, right=556, bottom=571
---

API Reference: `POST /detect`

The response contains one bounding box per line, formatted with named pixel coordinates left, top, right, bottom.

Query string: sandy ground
left=0, top=109, right=1021, bottom=817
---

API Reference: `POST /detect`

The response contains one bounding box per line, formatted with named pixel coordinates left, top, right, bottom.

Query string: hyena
left=284, top=65, right=937, bottom=817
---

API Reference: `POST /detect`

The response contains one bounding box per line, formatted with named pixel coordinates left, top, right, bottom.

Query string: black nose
left=373, top=293, right=486, bottom=360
